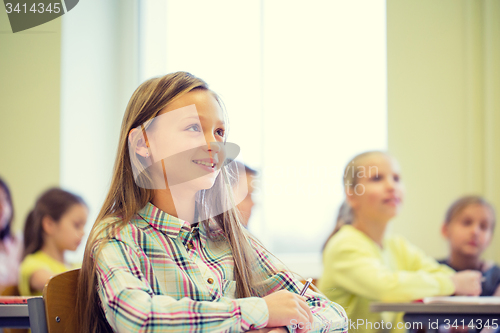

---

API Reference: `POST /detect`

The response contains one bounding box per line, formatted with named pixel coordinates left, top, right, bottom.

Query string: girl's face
left=347, top=154, right=404, bottom=222
left=145, top=89, right=226, bottom=192
left=50, top=204, right=88, bottom=252
left=442, top=204, right=494, bottom=258
left=0, top=187, right=12, bottom=230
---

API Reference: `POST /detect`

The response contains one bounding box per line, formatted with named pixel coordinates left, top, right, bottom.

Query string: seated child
left=19, top=188, right=87, bottom=296
left=75, top=72, right=348, bottom=333
left=440, top=195, right=500, bottom=296
left=318, top=151, right=483, bottom=333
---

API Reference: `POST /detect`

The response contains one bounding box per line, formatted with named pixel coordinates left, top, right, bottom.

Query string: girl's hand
left=450, top=270, right=482, bottom=296
left=263, top=290, right=313, bottom=333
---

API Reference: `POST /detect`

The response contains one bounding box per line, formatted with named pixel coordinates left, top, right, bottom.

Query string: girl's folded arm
left=328, top=245, right=454, bottom=302
left=395, top=236, right=455, bottom=274
left=94, top=238, right=269, bottom=333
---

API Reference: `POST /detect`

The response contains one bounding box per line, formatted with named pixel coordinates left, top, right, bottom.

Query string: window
left=62, top=0, right=387, bottom=274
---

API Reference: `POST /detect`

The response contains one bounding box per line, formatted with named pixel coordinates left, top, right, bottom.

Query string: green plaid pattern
left=94, top=202, right=348, bottom=332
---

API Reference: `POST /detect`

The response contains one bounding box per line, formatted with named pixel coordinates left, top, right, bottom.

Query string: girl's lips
left=383, top=198, right=401, bottom=206
left=193, top=160, right=216, bottom=173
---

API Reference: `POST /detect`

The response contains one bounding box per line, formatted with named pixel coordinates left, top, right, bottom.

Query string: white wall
left=60, top=0, right=140, bottom=262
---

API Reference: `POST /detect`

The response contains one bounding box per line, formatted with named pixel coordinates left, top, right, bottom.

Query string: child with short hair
left=440, top=195, right=500, bottom=296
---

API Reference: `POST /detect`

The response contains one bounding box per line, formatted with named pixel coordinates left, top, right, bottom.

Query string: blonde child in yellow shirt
left=318, top=151, right=483, bottom=333
left=19, top=188, right=88, bottom=296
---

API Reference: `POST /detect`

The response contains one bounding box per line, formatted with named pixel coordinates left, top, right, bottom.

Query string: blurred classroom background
left=1, top=0, right=499, bottom=275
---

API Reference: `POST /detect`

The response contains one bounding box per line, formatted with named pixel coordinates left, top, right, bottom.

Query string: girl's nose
left=385, top=178, right=395, bottom=191
left=204, top=131, right=215, bottom=147
left=471, top=223, right=481, bottom=235
left=206, top=141, right=221, bottom=154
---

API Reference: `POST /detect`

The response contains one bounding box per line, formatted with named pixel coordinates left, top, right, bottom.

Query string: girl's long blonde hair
left=75, top=72, right=272, bottom=333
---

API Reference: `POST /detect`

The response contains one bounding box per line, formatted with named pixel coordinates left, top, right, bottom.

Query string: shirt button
left=207, top=278, right=214, bottom=284
left=249, top=324, right=255, bottom=330
left=187, top=243, right=194, bottom=250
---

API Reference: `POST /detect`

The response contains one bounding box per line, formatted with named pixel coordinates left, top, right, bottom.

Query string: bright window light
left=139, top=0, right=387, bottom=276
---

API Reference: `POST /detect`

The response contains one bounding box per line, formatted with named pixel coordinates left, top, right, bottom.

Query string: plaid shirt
left=94, top=202, right=348, bottom=333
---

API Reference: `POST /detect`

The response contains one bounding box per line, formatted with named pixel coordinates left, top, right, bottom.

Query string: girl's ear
left=42, top=215, right=57, bottom=235
left=128, top=128, right=149, bottom=158
left=345, top=187, right=358, bottom=210
left=441, top=223, right=449, bottom=238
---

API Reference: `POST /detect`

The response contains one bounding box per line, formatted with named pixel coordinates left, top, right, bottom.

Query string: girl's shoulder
left=384, top=233, right=415, bottom=251
left=323, top=225, right=375, bottom=256
left=20, top=251, right=66, bottom=273
left=22, top=251, right=52, bottom=264
left=92, top=212, right=164, bottom=250
left=384, top=233, right=409, bottom=245
left=329, top=225, right=374, bottom=245
left=94, top=215, right=146, bottom=239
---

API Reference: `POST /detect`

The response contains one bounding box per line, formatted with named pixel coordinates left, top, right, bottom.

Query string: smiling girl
left=440, top=196, right=500, bottom=296
left=75, top=72, right=347, bottom=333
left=318, top=151, right=483, bottom=333
left=19, top=188, right=88, bottom=296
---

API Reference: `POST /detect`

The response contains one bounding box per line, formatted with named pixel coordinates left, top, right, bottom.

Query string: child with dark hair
left=0, top=176, right=22, bottom=288
left=440, top=195, right=500, bottom=296
left=18, top=187, right=88, bottom=296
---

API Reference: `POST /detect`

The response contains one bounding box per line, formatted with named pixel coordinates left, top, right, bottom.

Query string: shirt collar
left=137, top=202, right=226, bottom=247
left=137, top=202, right=192, bottom=239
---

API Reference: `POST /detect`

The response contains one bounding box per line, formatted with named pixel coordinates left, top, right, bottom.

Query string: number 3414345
left=443, top=319, right=499, bottom=330
left=5, top=3, right=61, bottom=14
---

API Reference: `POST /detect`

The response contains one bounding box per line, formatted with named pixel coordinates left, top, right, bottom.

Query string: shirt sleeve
left=94, top=238, right=269, bottom=333
left=18, top=255, right=48, bottom=296
left=396, top=236, right=455, bottom=275
left=323, top=236, right=455, bottom=303
left=249, top=237, right=348, bottom=333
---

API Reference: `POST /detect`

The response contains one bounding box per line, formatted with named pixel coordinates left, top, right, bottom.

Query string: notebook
left=0, top=296, right=29, bottom=304
left=423, top=296, right=500, bottom=305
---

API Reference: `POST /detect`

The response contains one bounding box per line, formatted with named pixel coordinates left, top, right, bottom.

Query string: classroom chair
left=42, top=269, right=80, bottom=333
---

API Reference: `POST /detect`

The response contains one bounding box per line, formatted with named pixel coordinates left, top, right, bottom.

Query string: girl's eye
left=186, top=124, right=201, bottom=132
left=480, top=221, right=491, bottom=231
left=371, top=175, right=382, bottom=181
left=462, top=219, right=472, bottom=226
left=216, top=128, right=225, bottom=137
left=74, top=221, right=85, bottom=229
left=394, top=174, right=400, bottom=182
